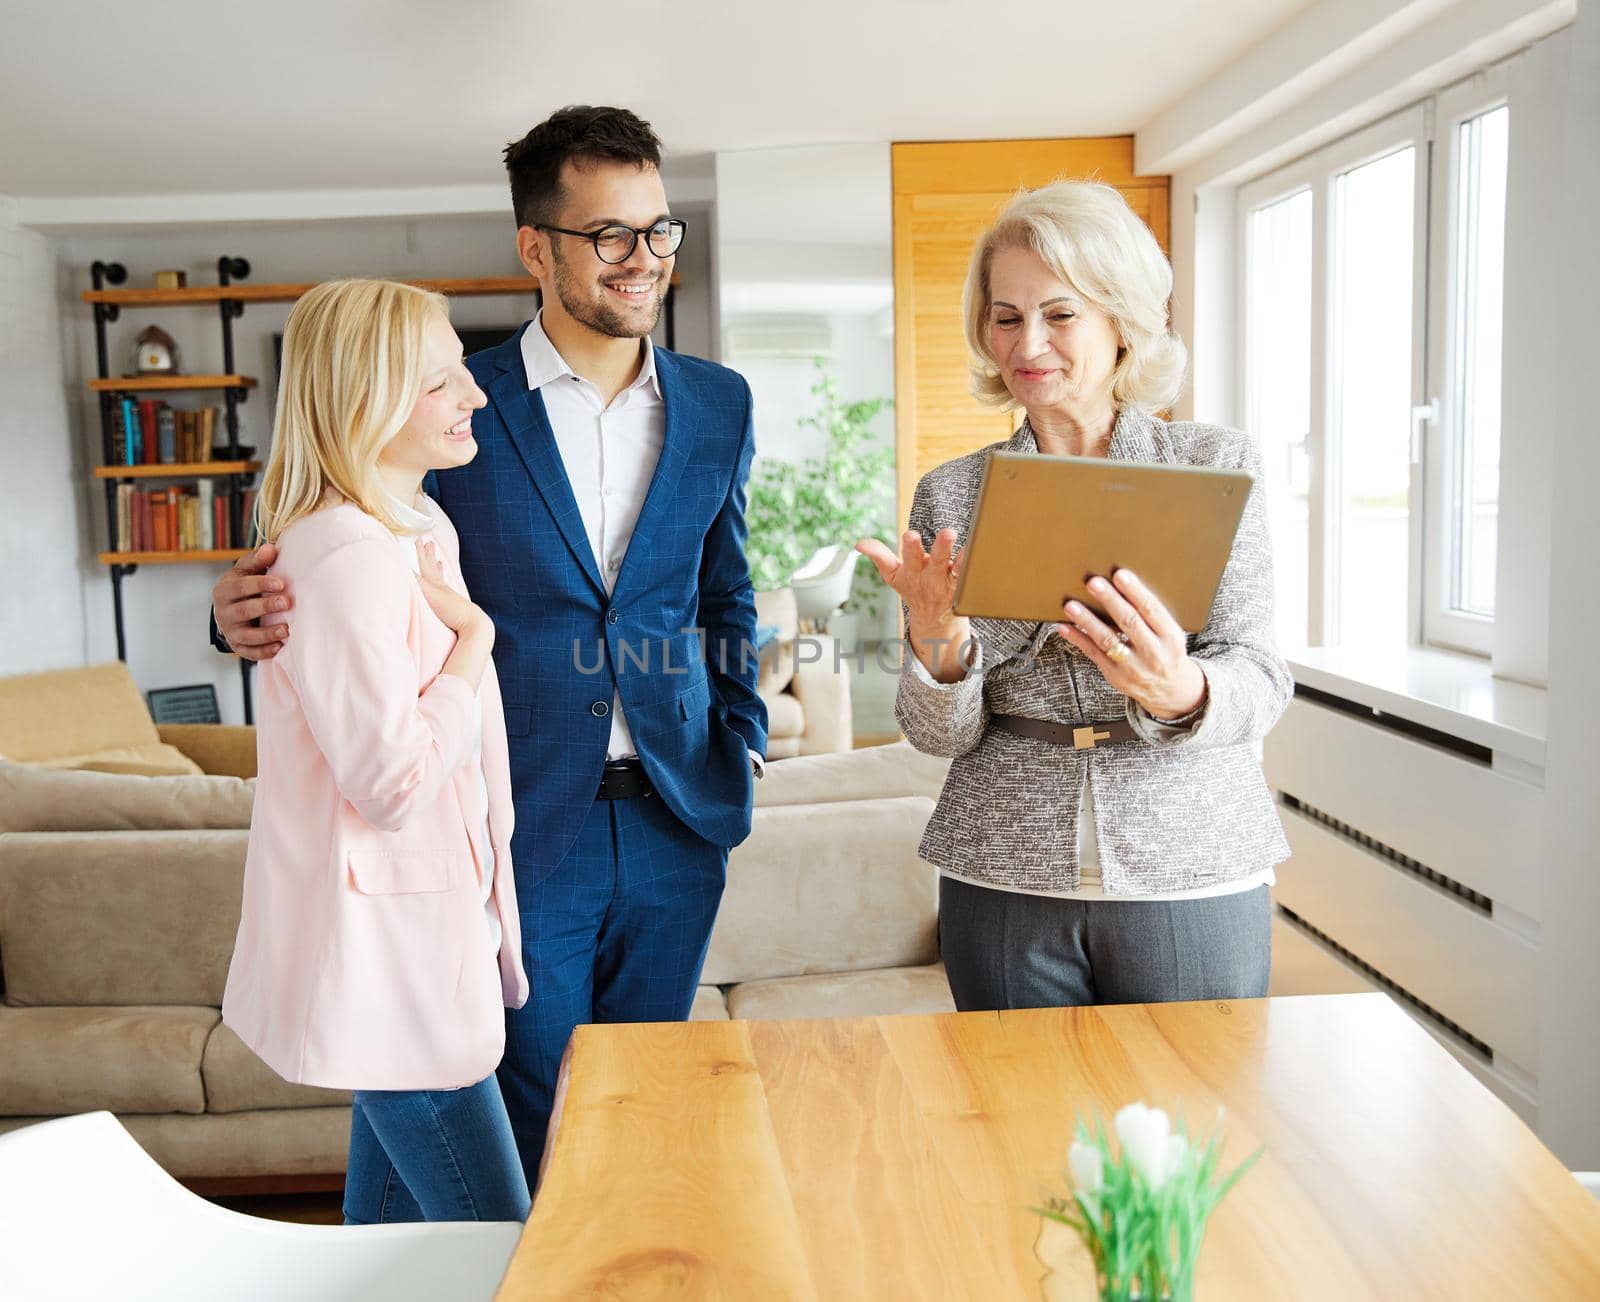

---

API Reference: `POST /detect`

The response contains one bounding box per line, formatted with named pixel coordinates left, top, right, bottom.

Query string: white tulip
left=1115, top=1103, right=1183, bottom=1189
left=1068, top=1139, right=1104, bottom=1193
left=1163, top=1133, right=1188, bottom=1186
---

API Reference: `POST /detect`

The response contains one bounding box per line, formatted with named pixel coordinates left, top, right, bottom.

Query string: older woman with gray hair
left=858, top=180, right=1291, bottom=1012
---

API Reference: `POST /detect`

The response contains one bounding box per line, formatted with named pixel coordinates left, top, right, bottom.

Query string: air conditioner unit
left=722, top=316, right=834, bottom=360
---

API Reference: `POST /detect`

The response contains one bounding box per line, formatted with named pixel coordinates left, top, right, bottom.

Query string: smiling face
left=539, top=159, right=673, bottom=340
left=377, top=310, right=487, bottom=489
left=986, top=243, right=1123, bottom=420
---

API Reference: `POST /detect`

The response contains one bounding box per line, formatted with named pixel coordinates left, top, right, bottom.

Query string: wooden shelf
left=94, top=460, right=259, bottom=480
left=99, top=549, right=251, bottom=566
left=88, top=375, right=257, bottom=393
left=81, top=273, right=682, bottom=307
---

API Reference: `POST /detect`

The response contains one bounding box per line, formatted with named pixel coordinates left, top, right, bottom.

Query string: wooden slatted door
left=891, top=138, right=1169, bottom=525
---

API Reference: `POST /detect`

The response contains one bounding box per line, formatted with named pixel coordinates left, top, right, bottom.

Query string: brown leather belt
left=597, top=759, right=654, bottom=800
left=990, top=713, right=1139, bottom=750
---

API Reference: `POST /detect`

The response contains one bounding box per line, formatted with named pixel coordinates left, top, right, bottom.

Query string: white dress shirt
left=520, top=314, right=763, bottom=774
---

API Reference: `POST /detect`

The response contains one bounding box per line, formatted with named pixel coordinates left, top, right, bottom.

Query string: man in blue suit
left=213, top=106, right=766, bottom=1190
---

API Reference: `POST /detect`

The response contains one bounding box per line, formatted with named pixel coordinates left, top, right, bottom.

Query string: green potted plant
left=745, top=360, right=896, bottom=648
left=1035, top=1102, right=1263, bottom=1302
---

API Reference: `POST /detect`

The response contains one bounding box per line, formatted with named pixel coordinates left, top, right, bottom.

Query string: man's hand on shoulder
left=212, top=544, right=291, bottom=662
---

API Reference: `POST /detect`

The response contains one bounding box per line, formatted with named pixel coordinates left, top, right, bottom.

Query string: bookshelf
left=89, top=256, right=267, bottom=718
left=81, top=276, right=545, bottom=307
left=86, top=259, right=684, bottom=723
left=80, top=274, right=682, bottom=344
left=92, top=460, right=259, bottom=480
left=97, top=550, right=253, bottom=566
left=87, top=375, right=259, bottom=393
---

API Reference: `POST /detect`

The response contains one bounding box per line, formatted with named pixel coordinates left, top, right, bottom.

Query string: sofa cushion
left=702, top=796, right=939, bottom=986
left=0, top=1106, right=353, bottom=1181
left=754, top=589, right=799, bottom=696
left=0, top=1005, right=215, bottom=1115
left=689, top=985, right=729, bottom=1021
left=757, top=741, right=951, bottom=808
left=763, top=692, right=804, bottom=741
left=0, top=760, right=254, bottom=834
left=37, top=743, right=205, bottom=778
left=155, top=724, right=258, bottom=780
left=200, top=1022, right=351, bottom=1114
left=0, top=829, right=245, bottom=1007
left=0, top=662, right=161, bottom=764
left=725, top=964, right=955, bottom=1021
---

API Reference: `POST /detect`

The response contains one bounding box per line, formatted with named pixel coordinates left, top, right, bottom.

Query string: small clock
left=130, top=325, right=181, bottom=376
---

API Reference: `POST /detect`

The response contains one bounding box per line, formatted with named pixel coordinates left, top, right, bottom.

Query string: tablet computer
left=952, top=451, right=1252, bottom=631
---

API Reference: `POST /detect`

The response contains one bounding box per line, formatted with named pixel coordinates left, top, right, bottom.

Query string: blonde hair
left=256, top=278, right=449, bottom=543
left=962, top=180, right=1187, bottom=414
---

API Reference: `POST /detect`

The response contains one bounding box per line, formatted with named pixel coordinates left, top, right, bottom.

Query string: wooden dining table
left=496, top=993, right=1600, bottom=1299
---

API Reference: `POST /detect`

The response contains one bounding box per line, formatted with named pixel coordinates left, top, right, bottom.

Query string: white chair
left=790, top=543, right=857, bottom=632
left=1575, top=1171, right=1600, bottom=1201
left=0, top=1113, right=522, bottom=1302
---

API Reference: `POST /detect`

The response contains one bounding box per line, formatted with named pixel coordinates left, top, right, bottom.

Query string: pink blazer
left=222, top=496, right=528, bottom=1091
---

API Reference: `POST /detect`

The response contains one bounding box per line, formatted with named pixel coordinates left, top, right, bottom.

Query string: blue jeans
left=499, top=793, right=727, bottom=1192
left=342, top=1074, right=530, bottom=1224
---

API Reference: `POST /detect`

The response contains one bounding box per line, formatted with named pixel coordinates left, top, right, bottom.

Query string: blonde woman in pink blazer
left=222, top=278, right=531, bottom=1224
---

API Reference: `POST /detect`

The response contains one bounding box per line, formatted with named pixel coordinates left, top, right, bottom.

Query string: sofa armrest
left=156, top=725, right=257, bottom=779
left=790, top=636, right=853, bottom=756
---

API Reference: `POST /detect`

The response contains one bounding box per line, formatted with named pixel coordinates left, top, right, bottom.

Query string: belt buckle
left=1072, top=725, right=1111, bottom=750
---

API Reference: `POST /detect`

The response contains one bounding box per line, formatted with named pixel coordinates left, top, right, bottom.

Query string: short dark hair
left=503, top=106, right=663, bottom=230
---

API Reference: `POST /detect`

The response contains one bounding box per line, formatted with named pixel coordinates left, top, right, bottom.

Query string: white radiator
left=1265, top=695, right=1545, bottom=1121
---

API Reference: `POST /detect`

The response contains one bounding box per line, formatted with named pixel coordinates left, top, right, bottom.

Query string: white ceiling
left=0, top=0, right=1315, bottom=200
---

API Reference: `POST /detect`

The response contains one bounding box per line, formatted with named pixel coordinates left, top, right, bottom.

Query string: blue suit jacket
left=424, top=326, right=766, bottom=884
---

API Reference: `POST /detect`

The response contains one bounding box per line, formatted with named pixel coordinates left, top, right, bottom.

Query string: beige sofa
left=754, top=588, right=853, bottom=758
left=0, top=742, right=954, bottom=1186
left=0, top=760, right=351, bottom=1190
left=0, top=662, right=256, bottom=780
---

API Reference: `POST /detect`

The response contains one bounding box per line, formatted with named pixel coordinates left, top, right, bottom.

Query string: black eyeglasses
left=535, top=218, right=686, bottom=264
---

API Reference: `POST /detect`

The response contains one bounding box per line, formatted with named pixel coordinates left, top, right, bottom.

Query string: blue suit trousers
left=497, top=791, right=727, bottom=1190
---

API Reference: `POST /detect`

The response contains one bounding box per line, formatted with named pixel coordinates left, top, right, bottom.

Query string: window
left=1245, top=190, right=1312, bottom=649
left=1332, top=145, right=1418, bottom=648
left=1427, top=87, right=1510, bottom=650
left=1242, top=67, right=1510, bottom=656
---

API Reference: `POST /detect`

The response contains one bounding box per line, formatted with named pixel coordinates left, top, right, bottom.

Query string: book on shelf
left=197, top=479, right=215, bottom=550
left=112, top=479, right=255, bottom=553
left=138, top=400, right=159, bottom=465
left=241, top=487, right=258, bottom=547
left=101, top=400, right=226, bottom=470
left=121, top=398, right=141, bottom=465
left=156, top=405, right=175, bottom=463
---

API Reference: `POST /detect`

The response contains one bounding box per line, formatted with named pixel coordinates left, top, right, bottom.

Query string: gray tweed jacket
left=896, top=408, right=1292, bottom=894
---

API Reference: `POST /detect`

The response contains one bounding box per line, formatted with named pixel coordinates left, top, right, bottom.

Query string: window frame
left=1239, top=105, right=1431, bottom=650
left=1423, top=64, right=1514, bottom=655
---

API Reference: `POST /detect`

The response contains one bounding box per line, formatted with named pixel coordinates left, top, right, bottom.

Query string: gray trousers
left=938, top=876, right=1272, bottom=1011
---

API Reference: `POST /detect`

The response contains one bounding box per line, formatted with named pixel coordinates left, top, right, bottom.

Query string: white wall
left=1532, top=0, right=1600, bottom=1168
left=45, top=205, right=713, bottom=723
left=728, top=313, right=895, bottom=463
left=0, top=193, right=88, bottom=676
left=1492, top=38, right=1563, bottom=686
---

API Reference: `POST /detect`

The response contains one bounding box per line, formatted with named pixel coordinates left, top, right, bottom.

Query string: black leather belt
left=990, top=713, right=1140, bottom=750
left=597, top=758, right=654, bottom=800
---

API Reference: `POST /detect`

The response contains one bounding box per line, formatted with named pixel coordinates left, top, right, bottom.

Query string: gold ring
left=1105, top=639, right=1131, bottom=663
